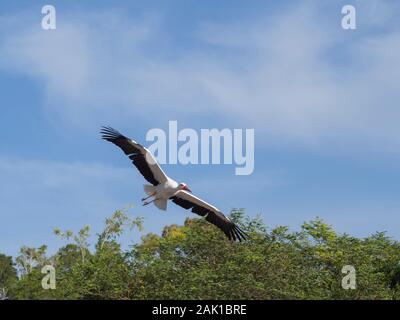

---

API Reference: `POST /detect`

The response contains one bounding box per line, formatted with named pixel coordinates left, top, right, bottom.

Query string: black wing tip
left=228, top=224, right=248, bottom=242
left=100, top=126, right=123, bottom=141
left=169, top=195, right=249, bottom=243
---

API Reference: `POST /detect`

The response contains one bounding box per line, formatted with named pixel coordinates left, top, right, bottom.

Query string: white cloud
left=0, top=156, right=137, bottom=215
left=0, top=2, right=400, bottom=153
left=0, top=156, right=137, bottom=255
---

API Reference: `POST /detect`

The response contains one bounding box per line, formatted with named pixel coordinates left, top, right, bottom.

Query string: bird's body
left=142, top=179, right=179, bottom=211
left=153, top=180, right=179, bottom=200
left=100, top=126, right=247, bottom=242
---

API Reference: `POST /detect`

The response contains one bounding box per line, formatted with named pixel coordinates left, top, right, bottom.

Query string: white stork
left=100, top=126, right=247, bottom=242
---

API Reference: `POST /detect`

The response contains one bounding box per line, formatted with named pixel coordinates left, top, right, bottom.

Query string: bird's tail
left=154, top=198, right=168, bottom=211
left=143, top=184, right=156, bottom=195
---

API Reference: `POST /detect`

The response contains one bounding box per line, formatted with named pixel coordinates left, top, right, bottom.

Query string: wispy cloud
left=0, top=156, right=137, bottom=255
left=0, top=2, right=399, bottom=152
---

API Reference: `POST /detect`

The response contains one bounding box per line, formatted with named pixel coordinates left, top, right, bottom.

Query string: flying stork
left=100, top=126, right=247, bottom=242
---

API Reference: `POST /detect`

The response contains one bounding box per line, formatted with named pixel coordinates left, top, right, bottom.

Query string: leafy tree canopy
left=2, top=209, right=400, bottom=300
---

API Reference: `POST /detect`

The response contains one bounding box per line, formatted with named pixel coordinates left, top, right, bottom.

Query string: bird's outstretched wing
left=100, top=126, right=168, bottom=186
left=170, top=191, right=247, bottom=242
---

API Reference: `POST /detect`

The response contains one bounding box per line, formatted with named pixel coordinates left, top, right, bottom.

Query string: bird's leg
left=142, top=192, right=156, bottom=202
left=143, top=197, right=160, bottom=206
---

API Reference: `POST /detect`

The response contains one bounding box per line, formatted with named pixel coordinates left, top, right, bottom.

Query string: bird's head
left=178, top=183, right=192, bottom=193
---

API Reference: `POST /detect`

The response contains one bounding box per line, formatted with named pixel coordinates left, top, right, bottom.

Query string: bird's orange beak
left=184, top=186, right=192, bottom=193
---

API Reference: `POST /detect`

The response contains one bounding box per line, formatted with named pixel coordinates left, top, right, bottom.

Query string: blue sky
left=1, top=0, right=400, bottom=257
